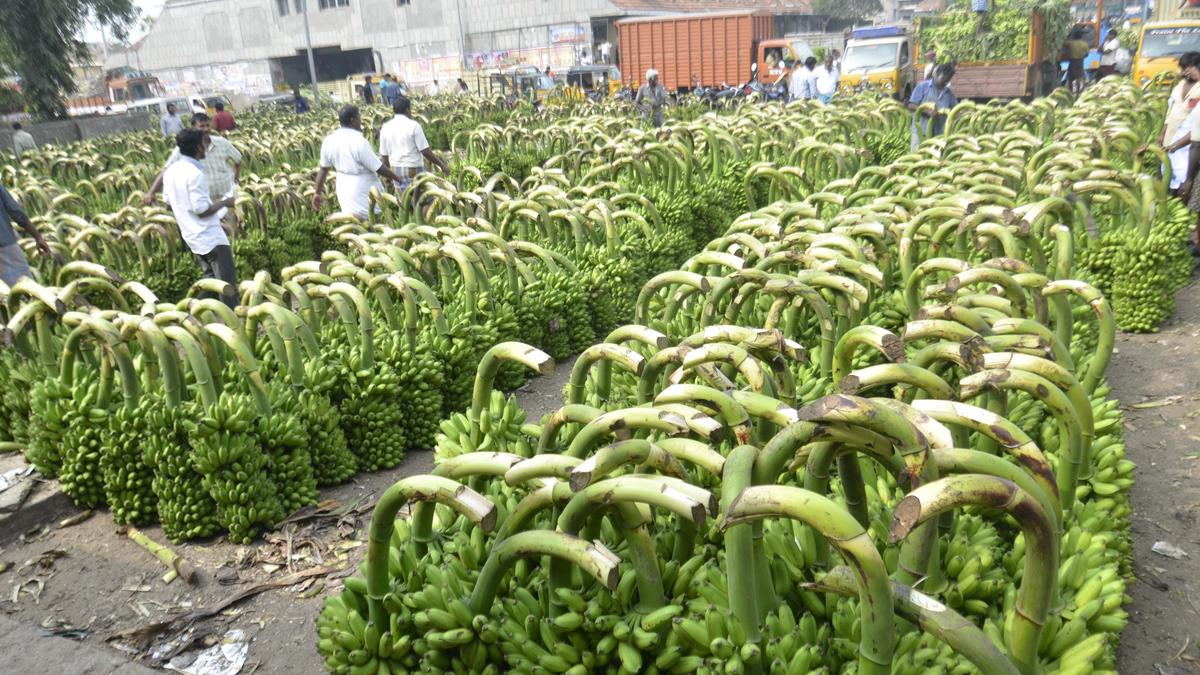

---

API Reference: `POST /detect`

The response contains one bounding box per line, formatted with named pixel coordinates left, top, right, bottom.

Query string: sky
left=85, top=0, right=166, bottom=44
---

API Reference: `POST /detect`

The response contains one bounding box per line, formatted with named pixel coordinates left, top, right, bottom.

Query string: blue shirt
left=909, top=78, right=958, bottom=137
left=0, top=184, right=31, bottom=248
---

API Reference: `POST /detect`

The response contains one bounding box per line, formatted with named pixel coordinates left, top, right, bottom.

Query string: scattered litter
left=0, top=467, right=36, bottom=513
left=1133, top=396, right=1183, bottom=409
left=18, top=548, right=67, bottom=575
left=58, top=510, right=93, bottom=528
left=165, top=629, right=250, bottom=675
left=1152, top=541, right=1189, bottom=559
left=0, top=466, right=34, bottom=493
left=108, top=564, right=342, bottom=650
left=11, top=578, right=44, bottom=604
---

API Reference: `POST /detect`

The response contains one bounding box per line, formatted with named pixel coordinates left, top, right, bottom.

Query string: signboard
left=550, top=25, right=585, bottom=44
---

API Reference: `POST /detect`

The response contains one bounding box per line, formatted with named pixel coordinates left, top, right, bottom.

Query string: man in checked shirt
left=143, top=112, right=243, bottom=231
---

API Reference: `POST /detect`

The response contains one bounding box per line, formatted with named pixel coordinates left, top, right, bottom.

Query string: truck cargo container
left=616, top=10, right=774, bottom=91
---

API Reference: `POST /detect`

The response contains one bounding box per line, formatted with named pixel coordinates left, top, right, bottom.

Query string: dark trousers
left=195, top=244, right=238, bottom=309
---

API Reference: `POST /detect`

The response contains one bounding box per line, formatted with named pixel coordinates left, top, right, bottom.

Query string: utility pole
left=301, top=0, right=320, bottom=105
left=455, top=0, right=468, bottom=71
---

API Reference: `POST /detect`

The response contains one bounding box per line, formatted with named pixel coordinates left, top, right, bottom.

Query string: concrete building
left=108, top=0, right=816, bottom=100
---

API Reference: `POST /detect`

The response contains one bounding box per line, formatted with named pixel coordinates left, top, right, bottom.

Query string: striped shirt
left=164, top=135, right=243, bottom=201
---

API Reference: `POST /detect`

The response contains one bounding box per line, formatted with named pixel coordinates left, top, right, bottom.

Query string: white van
left=126, top=96, right=204, bottom=117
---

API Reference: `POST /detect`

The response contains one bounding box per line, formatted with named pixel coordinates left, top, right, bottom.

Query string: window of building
left=294, top=0, right=304, bottom=12
left=276, top=0, right=289, bottom=15
left=318, top=0, right=349, bottom=9
left=397, top=0, right=410, bottom=5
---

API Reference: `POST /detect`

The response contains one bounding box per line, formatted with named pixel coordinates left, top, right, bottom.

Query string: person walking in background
left=212, top=101, right=235, bottom=132
left=923, top=50, right=938, bottom=80
left=160, top=102, right=184, bottom=137
left=0, top=182, right=61, bottom=286
left=1162, top=52, right=1200, bottom=169
left=457, top=78, right=470, bottom=94
left=312, top=105, right=404, bottom=220
left=599, top=40, right=612, bottom=64
left=379, top=96, right=450, bottom=196
left=1164, top=56, right=1200, bottom=197
left=790, top=57, right=818, bottom=101
left=908, top=64, right=958, bottom=148
left=161, top=129, right=240, bottom=308
left=380, top=74, right=398, bottom=106
left=428, top=79, right=441, bottom=95
left=1064, top=28, right=1091, bottom=95
left=362, top=76, right=375, bottom=105
left=815, top=52, right=839, bottom=104
left=1099, top=32, right=1121, bottom=78
left=635, top=69, right=668, bottom=127
left=10, top=123, right=36, bottom=156
left=293, top=87, right=311, bottom=114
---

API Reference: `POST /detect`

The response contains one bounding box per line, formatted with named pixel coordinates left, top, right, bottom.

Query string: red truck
left=616, top=10, right=775, bottom=91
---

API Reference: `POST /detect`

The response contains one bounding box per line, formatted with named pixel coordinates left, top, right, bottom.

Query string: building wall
left=109, top=0, right=621, bottom=97
left=0, top=114, right=156, bottom=153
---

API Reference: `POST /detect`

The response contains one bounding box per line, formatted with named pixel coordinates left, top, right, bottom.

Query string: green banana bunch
left=142, top=402, right=221, bottom=542
left=191, top=392, right=285, bottom=544
left=100, top=396, right=160, bottom=524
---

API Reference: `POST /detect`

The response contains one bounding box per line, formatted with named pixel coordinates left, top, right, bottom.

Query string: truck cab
left=839, top=26, right=916, bottom=99
left=757, top=38, right=808, bottom=84
left=1134, top=22, right=1200, bottom=86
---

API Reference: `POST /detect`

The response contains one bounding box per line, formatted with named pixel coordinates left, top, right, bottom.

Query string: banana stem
left=890, top=475, right=1056, bottom=675
left=366, top=475, right=496, bottom=634
left=469, top=531, right=620, bottom=616
left=722, top=485, right=894, bottom=675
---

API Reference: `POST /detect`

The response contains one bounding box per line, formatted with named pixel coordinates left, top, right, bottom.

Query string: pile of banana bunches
left=317, top=122, right=1149, bottom=675
left=5, top=106, right=795, bottom=544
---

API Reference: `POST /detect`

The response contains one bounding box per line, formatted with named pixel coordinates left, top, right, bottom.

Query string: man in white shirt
left=815, top=53, right=839, bottom=104
left=10, top=123, right=37, bottom=156
left=379, top=96, right=449, bottom=195
left=160, top=103, right=184, bottom=137
left=161, top=129, right=239, bottom=308
left=144, top=113, right=243, bottom=229
left=312, top=105, right=404, bottom=220
left=790, top=57, right=818, bottom=101
left=1099, top=33, right=1120, bottom=77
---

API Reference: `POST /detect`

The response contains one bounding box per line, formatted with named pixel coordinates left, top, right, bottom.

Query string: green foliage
left=918, top=0, right=1071, bottom=63
left=0, top=0, right=136, bottom=119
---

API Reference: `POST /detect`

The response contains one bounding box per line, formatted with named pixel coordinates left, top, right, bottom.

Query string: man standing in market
left=212, top=101, right=236, bottom=132
left=1064, top=28, right=1091, bottom=95
left=161, top=129, right=239, bottom=308
left=908, top=63, right=957, bottom=149
left=0, top=182, right=61, bottom=286
left=379, top=95, right=450, bottom=196
left=790, top=57, right=818, bottom=101
left=160, top=102, right=184, bottom=137
left=635, top=69, right=668, bottom=127
left=293, top=86, right=311, bottom=114
left=143, top=113, right=243, bottom=232
left=312, top=105, right=405, bottom=220
left=815, top=52, right=839, bottom=104
left=362, top=75, right=376, bottom=105
left=10, top=123, right=36, bottom=156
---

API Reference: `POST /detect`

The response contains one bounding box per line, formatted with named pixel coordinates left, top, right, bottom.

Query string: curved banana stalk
left=890, top=474, right=1056, bottom=675
left=722, top=484, right=894, bottom=675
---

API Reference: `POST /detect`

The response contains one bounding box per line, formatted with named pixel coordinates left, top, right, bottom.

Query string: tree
left=0, top=0, right=136, bottom=119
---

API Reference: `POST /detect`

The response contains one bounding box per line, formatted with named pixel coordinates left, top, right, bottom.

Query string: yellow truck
left=1134, top=23, right=1200, bottom=86
left=838, top=25, right=918, bottom=99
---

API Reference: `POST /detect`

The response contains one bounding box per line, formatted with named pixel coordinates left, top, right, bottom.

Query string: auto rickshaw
left=565, top=65, right=622, bottom=99
left=480, top=66, right=556, bottom=104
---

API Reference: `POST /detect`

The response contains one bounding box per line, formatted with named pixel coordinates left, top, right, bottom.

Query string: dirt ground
left=1, top=291, right=1200, bottom=675
left=1110, top=280, right=1200, bottom=674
